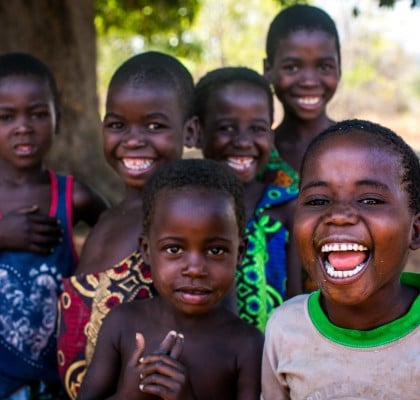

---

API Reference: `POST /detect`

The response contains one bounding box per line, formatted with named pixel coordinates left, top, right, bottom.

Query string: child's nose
left=232, top=128, right=253, bottom=148
left=299, top=67, right=319, bottom=86
left=182, top=253, right=207, bottom=277
left=322, top=202, right=358, bottom=226
left=122, top=126, right=147, bottom=147
left=13, top=117, right=33, bottom=134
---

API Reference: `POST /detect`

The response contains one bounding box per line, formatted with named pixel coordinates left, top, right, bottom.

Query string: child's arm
left=72, top=179, right=109, bottom=226
left=0, top=205, right=62, bottom=254
left=283, top=199, right=303, bottom=298
left=77, top=308, right=140, bottom=400
left=236, top=329, right=264, bottom=400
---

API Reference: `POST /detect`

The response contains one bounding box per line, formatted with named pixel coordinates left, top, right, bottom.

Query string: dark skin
left=200, top=82, right=301, bottom=297
left=76, top=83, right=197, bottom=274
left=264, top=29, right=341, bottom=173
left=77, top=189, right=264, bottom=400
left=294, top=133, right=420, bottom=330
left=0, top=75, right=107, bottom=254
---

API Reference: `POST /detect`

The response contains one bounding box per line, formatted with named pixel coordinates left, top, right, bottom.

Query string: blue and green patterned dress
left=236, top=182, right=298, bottom=331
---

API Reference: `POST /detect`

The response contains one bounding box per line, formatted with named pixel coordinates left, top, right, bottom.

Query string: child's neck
left=0, top=164, right=47, bottom=186
left=277, top=113, right=333, bottom=141
left=155, top=296, right=229, bottom=333
left=242, top=180, right=266, bottom=222
left=321, top=283, right=417, bottom=330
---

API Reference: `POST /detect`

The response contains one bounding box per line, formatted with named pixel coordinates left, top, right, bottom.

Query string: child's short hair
left=142, top=158, right=246, bottom=235
left=302, top=119, right=420, bottom=214
left=0, top=52, right=59, bottom=113
left=194, top=66, right=274, bottom=124
left=266, top=4, right=341, bottom=67
left=108, top=51, right=194, bottom=120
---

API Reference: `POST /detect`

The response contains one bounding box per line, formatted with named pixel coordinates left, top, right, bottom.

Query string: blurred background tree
left=0, top=0, right=418, bottom=205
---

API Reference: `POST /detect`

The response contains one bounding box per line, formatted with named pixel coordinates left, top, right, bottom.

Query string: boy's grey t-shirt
left=261, top=276, right=420, bottom=400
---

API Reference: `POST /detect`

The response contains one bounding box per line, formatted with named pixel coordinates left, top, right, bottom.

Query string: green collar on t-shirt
left=308, top=272, right=420, bottom=348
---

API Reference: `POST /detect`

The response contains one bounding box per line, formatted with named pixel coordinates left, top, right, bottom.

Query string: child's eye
left=282, top=64, right=299, bottom=73
left=207, top=247, right=226, bottom=256
left=219, top=124, right=236, bottom=133
left=250, top=125, right=270, bottom=135
left=31, top=110, right=50, bottom=120
left=165, top=245, right=183, bottom=255
left=146, top=122, right=164, bottom=131
left=0, top=113, right=13, bottom=122
left=319, top=62, right=335, bottom=73
left=359, top=197, right=385, bottom=205
left=105, top=121, right=124, bottom=130
left=304, top=198, right=329, bottom=207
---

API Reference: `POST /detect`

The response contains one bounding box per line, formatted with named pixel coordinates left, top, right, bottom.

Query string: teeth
left=122, top=158, right=153, bottom=171
left=227, top=157, right=254, bottom=171
left=321, top=243, right=368, bottom=252
left=297, top=97, right=320, bottom=105
left=325, top=261, right=364, bottom=278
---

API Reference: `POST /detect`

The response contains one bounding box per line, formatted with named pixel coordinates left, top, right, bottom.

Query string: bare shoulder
left=219, top=313, right=264, bottom=350
left=72, top=178, right=109, bottom=226
left=266, top=196, right=297, bottom=229
left=101, top=297, right=155, bottom=337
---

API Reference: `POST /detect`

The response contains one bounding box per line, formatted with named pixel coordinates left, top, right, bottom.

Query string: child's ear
left=236, top=236, right=248, bottom=267
left=138, top=235, right=151, bottom=264
left=263, top=58, right=272, bottom=81
left=183, top=116, right=199, bottom=149
left=409, top=213, right=420, bottom=250
left=55, top=110, right=61, bottom=135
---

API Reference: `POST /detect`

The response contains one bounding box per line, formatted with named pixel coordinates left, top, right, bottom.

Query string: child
left=57, top=51, right=198, bottom=399
left=261, top=4, right=341, bottom=192
left=0, top=52, right=108, bottom=399
left=77, top=158, right=264, bottom=400
left=194, top=66, right=301, bottom=331
left=261, top=119, right=420, bottom=399
left=262, top=4, right=341, bottom=292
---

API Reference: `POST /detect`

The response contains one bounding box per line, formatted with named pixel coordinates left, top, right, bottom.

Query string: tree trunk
left=0, top=0, right=122, bottom=204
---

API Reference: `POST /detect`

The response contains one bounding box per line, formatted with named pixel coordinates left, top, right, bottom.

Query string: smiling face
left=294, top=132, right=420, bottom=307
left=140, top=187, right=246, bottom=315
left=200, top=82, right=273, bottom=184
left=0, top=75, right=55, bottom=170
left=103, top=83, right=187, bottom=189
left=264, top=29, right=340, bottom=122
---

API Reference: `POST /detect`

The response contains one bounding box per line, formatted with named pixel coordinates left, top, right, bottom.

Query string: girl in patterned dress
left=195, top=66, right=301, bottom=331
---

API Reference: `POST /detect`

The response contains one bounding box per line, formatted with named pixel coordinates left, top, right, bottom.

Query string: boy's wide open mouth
left=321, top=243, right=369, bottom=279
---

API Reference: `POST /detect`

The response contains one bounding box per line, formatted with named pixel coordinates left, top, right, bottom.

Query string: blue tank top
left=0, top=170, right=78, bottom=396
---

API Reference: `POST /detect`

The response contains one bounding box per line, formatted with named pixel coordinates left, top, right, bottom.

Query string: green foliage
left=95, top=0, right=200, bottom=37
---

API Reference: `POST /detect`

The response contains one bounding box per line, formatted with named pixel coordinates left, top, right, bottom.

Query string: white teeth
left=321, top=243, right=368, bottom=252
left=297, top=97, right=320, bottom=105
left=325, top=261, right=364, bottom=278
left=122, top=158, right=153, bottom=171
left=227, top=157, right=254, bottom=171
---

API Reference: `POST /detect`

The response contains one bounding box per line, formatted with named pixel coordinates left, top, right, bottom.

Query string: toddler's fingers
left=169, top=333, right=184, bottom=360
left=16, top=205, right=39, bottom=215
left=130, top=332, right=145, bottom=367
left=156, top=330, right=178, bottom=356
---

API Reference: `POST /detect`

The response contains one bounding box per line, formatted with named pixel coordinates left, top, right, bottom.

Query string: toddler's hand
left=139, top=330, right=195, bottom=400
left=0, top=205, right=63, bottom=254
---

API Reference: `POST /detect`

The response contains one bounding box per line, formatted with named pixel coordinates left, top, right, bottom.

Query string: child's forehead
left=278, top=28, right=337, bottom=48
left=304, top=133, right=401, bottom=178
left=0, top=74, right=49, bottom=90
left=106, top=83, right=182, bottom=114
left=0, top=75, right=54, bottom=103
left=157, top=186, right=231, bottom=205
left=109, top=81, right=178, bottom=99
